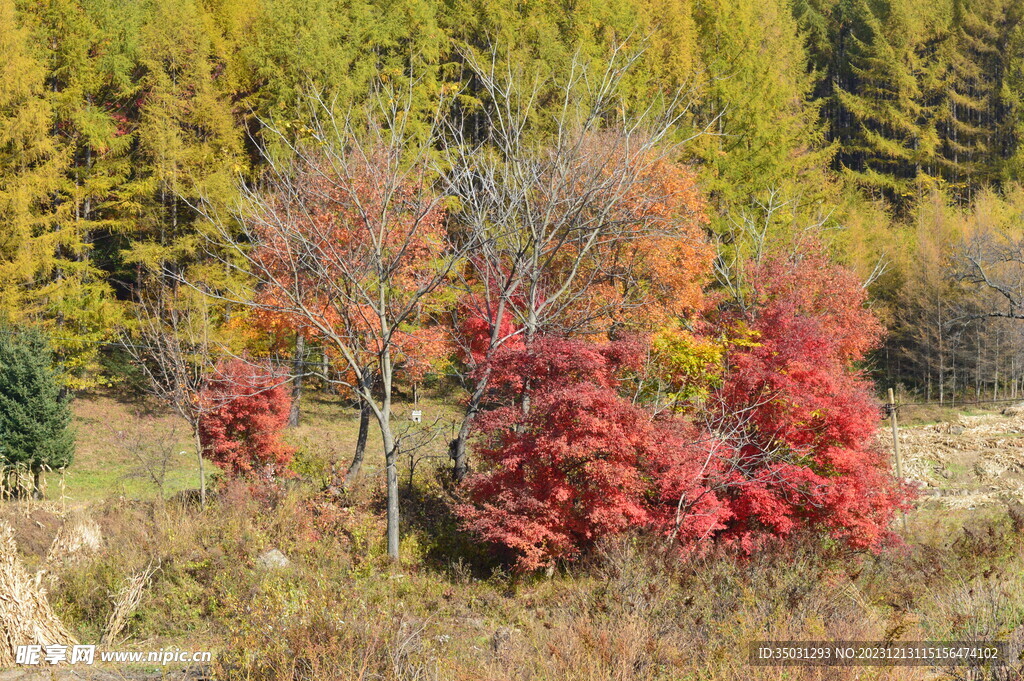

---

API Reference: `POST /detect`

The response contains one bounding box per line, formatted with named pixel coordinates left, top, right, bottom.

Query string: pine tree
left=0, top=0, right=117, bottom=389
left=14, top=0, right=137, bottom=388
left=126, top=0, right=244, bottom=273
left=0, top=0, right=63, bottom=322
left=936, top=0, right=1024, bottom=200
left=691, top=0, right=832, bottom=220
left=439, top=0, right=644, bottom=145
left=0, top=326, right=74, bottom=498
left=832, top=0, right=939, bottom=210
left=239, top=0, right=367, bottom=127
left=633, top=0, right=700, bottom=93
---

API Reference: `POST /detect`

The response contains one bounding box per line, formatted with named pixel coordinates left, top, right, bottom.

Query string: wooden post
left=888, top=388, right=908, bottom=533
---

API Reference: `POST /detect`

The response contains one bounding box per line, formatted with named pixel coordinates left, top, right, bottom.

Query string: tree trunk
left=289, top=332, right=305, bottom=427
left=380, top=413, right=400, bottom=562
left=449, top=368, right=491, bottom=483
left=346, top=393, right=372, bottom=481
left=385, top=444, right=399, bottom=561
left=449, top=422, right=472, bottom=483
left=194, top=428, right=206, bottom=506
left=32, top=468, right=43, bottom=500
left=321, top=350, right=332, bottom=393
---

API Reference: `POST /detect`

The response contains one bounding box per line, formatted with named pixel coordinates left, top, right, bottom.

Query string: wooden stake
left=888, top=388, right=908, bottom=534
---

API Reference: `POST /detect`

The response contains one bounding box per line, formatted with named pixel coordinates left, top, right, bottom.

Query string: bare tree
left=442, top=44, right=714, bottom=481
left=193, top=90, right=472, bottom=562
left=110, top=412, right=184, bottom=501
left=954, top=227, right=1024, bottom=320
left=123, top=281, right=220, bottom=505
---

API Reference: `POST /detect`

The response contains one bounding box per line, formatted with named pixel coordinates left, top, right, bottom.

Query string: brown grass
left=1, top=393, right=1021, bottom=679
left=2, top=481, right=1019, bottom=679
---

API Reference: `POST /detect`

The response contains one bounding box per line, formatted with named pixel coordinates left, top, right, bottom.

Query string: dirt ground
left=886, top=404, right=1024, bottom=509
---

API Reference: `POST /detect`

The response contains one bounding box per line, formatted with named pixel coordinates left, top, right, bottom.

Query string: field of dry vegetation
left=0, top=394, right=1022, bottom=680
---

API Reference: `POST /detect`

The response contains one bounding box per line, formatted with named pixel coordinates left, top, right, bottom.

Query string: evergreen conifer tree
left=0, top=327, right=74, bottom=498
left=937, top=0, right=1023, bottom=200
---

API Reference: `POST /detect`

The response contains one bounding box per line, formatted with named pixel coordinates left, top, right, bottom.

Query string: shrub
left=457, top=337, right=728, bottom=571
left=706, top=248, right=910, bottom=552
left=458, top=248, right=910, bottom=570
left=198, top=359, right=295, bottom=480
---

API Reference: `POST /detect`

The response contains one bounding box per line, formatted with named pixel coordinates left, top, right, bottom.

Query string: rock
left=949, top=425, right=965, bottom=435
left=257, top=548, right=291, bottom=570
left=491, top=626, right=521, bottom=654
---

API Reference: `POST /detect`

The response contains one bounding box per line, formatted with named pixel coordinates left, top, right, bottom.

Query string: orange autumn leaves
left=240, top=145, right=713, bottom=385
left=597, top=157, right=713, bottom=329
left=242, top=147, right=452, bottom=382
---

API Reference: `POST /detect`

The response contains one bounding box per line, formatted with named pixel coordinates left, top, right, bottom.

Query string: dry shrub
left=0, top=522, right=77, bottom=666
left=1001, top=403, right=1024, bottom=417
left=101, top=563, right=158, bottom=645
left=458, top=536, right=930, bottom=681
left=45, top=513, right=102, bottom=568
left=25, top=474, right=1024, bottom=681
left=214, top=581, right=443, bottom=681
left=0, top=464, right=45, bottom=500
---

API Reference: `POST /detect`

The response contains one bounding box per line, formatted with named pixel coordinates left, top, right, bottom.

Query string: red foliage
left=706, top=248, right=909, bottom=552
left=199, top=359, right=296, bottom=479
left=457, top=336, right=728, bottom=570
left=457, top=338, right=649, bottom=569
left=458, top=247, right=910, bottom=570
left=456, top=292, right=525, bottom=367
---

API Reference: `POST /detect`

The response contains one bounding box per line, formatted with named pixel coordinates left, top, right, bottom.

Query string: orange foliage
left=248, top=147, right=451, bottom=383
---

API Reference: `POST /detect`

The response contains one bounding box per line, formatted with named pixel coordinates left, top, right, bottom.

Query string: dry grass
left=45, top=512, right=102, bottom=568
left=1, top=393, right=1021, bottom=679
left=2, top=481, right=1019, bottom=680
left=883, top=406, right=1024, bottom=511
left=101, top=563, right=158, bottom=645
left=0, top=522, right=78, bottom=666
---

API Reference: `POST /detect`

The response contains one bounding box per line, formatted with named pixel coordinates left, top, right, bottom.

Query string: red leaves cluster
left=709, top=249, right=907, bottom=552
left=458, top=248, right=910, bottom=571
left=199, top=359, right=296, bottom=479
left=457, top=337, right=724, bottom=570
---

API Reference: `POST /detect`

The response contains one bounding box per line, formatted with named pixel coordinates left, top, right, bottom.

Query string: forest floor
left=54, top=391, right=459, bottom=502
left=2, top=393, right=1024, bottom=680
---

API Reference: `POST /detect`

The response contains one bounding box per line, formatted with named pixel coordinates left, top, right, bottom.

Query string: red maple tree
left=704, top=247, right=910, bottom=552
left=458, top=246, right=910, bottom=570
left=198, top=359, right=296, bottom=480
left=456, top=336, right=728, bottom=570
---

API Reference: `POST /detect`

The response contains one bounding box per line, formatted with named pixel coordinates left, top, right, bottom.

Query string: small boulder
left=257, top=548, right=291, bottom=570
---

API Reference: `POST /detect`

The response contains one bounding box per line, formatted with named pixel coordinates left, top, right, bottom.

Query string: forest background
left=5, top=0, right=1024, bottom=403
